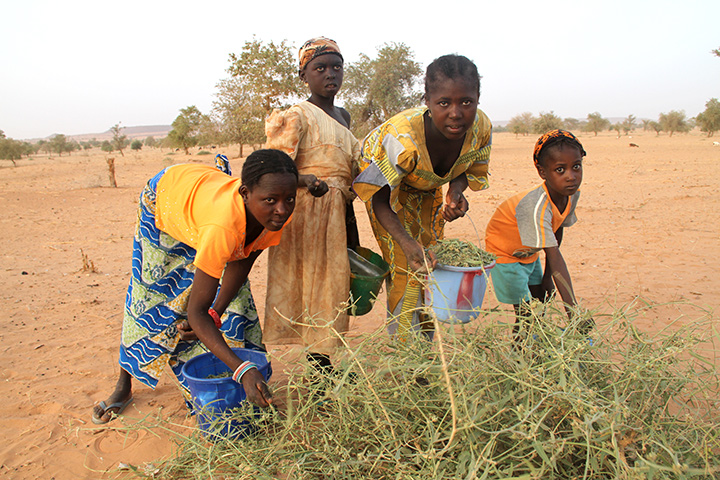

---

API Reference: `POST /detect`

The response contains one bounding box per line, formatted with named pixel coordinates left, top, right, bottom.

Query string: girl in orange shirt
left=92, top=150, right=297, bottom=424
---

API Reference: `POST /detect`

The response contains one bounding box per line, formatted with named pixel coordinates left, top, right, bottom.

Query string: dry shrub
left=79, top=248, right=98, bottom=273
left=143, top=300, right=719, bottom=479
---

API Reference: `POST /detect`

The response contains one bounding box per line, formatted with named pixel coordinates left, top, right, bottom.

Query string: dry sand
left=0, top=131, right=718, bottom=478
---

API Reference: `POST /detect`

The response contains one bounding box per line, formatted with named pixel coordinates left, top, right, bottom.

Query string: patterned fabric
left=264, top=101, right=360, bottom=354
left=118, top=159, right=264, bottom=398
left=485, top=183, right=579, bottom=264
left=353, top=107, right=492, bottom=338
left=533, top=129, right=586, bottom=165
left=298, top=37, right=343, bottom=71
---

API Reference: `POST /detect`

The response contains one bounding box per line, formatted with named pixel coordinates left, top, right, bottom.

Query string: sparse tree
left=648, top=120, right=662, bottom=136
left=227, top=38, right=303, bottom=113
left=36, top=139, right=49, bottom=155
left=658, top=110, right=690, bottom=137
left=533, top=111, right=563, bottom=134
left=213, top=76, right=267, bottom=156
left=0, top=135, right=24, bottom=166
left=584, top=112, right=610, bottom=136
left=213, top=38, right=301, bottom=156
left=342, top=42, right=423, bottom=138
left=101, top=140, right=113, bottom=152
left=48, top=134, right=75, bottom=156
left=130, top=139, right=143, bottom=151
left=507, top=112, right=535, bottom=137
left=712, top=47, right=720, bottom=58
left=563, top=118, right=580, bottom=130
left=197, top=115, right=223, bottom=148
left=110, top=123, right=129, bottom=156
left=167, top=106, right=206, bottom=154
left=144, top=136, right=157, bottom=148
left=641, top=119, right=652, bottom=131
left=611, top=123, right=623, bottom=137
left=621, top=114, right=636, bottom=134
left=695, top=98, right=720, bottom=137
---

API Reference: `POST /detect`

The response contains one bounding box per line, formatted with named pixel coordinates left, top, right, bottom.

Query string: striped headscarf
left=533, top=129, right=586, bottom=165
left=298, top=37, right=343, bottom=72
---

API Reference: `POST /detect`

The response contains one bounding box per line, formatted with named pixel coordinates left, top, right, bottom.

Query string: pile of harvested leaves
left=138, top=300, right=719, bottom=479
left=429, top=238, right=496, bottom=268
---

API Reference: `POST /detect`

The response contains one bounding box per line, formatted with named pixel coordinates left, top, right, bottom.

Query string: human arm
left=371, top=185, right=436, bottom=273
left=212, top=252, right=261, bottom=316
left=543, top=246, right=575, bottom=311
left=187, top=266, right=272, bottom=408
left=340, top=107, right=351, bottom=129
left=537, top=226, right=563, bottom=299
left=442, top=173, right=469, bottom=222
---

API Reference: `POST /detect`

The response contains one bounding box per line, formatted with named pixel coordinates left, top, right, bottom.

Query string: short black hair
left=536, top=137, right=586, bottom=167
left=424, top=54, right=481, bottom=99
left=241, top=149, right=298, bottom=189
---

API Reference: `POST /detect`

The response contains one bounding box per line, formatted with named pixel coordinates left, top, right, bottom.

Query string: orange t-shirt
left=155, top=164, right=285, bottom=278
left=485, top=183, right=579, bottom=264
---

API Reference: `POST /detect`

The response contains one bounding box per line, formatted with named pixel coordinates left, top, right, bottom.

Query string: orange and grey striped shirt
left=485, top=183, right=579, bottom=264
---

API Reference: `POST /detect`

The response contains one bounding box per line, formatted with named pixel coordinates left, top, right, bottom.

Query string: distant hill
left=53, top=125, right=171, bottom=142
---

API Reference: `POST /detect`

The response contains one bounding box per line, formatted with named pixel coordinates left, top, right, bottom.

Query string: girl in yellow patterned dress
left=264, top=37, right=360, bottom=374
left=353, top=54, right=492, bottom=340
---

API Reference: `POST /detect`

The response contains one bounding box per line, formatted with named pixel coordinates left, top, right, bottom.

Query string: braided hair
left=241, top=149, right=298, bottom=189
left=424, top=54, right=481, bottom=99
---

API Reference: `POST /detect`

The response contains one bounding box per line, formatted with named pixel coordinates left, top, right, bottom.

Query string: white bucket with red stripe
left=426, top=261, right=496, bottom=324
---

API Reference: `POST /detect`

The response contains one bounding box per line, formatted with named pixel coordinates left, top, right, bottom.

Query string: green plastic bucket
left=348, top=246, right=389, bottom=316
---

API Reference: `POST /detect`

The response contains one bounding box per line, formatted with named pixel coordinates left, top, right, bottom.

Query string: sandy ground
left=0, top=131, right=718, bottom=479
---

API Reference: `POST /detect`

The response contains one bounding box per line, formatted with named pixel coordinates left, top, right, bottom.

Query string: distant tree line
left=501, top=102, right=720, bottom=138
left=3, top=42, right=719, bottom=165
left=161, top=39, right=720, bottom=153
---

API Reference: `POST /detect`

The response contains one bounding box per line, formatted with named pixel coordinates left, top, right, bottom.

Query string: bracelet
left=232, top=361, right=258, bottom=383
left=208, top=308, right=222, bottom=328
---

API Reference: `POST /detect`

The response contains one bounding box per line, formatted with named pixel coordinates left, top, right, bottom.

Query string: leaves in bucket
left=429, top=238, right=496, bottom=267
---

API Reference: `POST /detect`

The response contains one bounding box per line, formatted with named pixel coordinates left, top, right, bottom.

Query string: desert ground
left=0, top=130, right=717, bottom=479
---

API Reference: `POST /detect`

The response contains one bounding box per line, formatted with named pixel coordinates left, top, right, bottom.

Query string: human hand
left=241, top=368, right=273, bottom=408
left=442, top=189, right=469, bottom=222
left=406, top=242, right=436, bottom=274
left=305, top=175, right=329, bottom=197
left=177, top=320, right=198, bottom=341
left=540, top=277, right=556, bottom=301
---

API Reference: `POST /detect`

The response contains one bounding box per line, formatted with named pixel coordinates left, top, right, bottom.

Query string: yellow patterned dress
left=353, top=107, right=492, bottom=338
left=264, top=101, right=360, bottom=354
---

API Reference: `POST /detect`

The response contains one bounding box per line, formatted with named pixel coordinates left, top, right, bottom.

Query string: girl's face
left=537, top=146, right=583, bottom=201
left=241, top=172, right=297, bottom=231
left=425, top=76, right=479, bottom=141
left=300, top=54, right=344, bottom=98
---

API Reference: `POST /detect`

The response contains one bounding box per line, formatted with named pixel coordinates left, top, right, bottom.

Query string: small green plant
left=196, top=150, right=212, bottom=155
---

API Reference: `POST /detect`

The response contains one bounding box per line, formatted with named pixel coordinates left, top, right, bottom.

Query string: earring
left=428, top=111, right=432, bottom=118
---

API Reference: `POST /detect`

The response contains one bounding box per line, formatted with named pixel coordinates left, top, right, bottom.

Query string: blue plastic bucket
left=182, top=348, right=272, bottom=439
left=426, top=261, right=495, bottom=324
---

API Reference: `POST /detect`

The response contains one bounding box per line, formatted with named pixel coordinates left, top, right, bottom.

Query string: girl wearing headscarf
left=264, top=37, right=360, bottom=374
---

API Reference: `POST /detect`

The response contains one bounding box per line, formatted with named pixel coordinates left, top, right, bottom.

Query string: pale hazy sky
left=1, top=0, right=718, bottom=140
